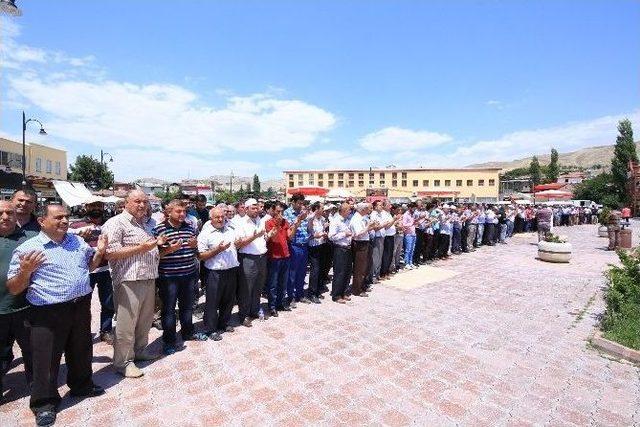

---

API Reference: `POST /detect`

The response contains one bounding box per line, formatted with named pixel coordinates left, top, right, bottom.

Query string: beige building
left=284, top=167, right=502, bottom=202
left=0, top=137, right=67, bottom=180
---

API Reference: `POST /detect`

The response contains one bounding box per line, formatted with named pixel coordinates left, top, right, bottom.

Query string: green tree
left=265, top=187, right=275, bottom=198
left=546, top=148, right=559, bottom=182
left=252, top=174, right=261, bottom=194
left=154, top=189, right=183, bottom=204
left=529, top=156, right=542, bottom=186
left=69, top=155, right=114, bottom=189
left=611, top=119, right=638, bottom=206
left=573, top=173, right=619, bottom=207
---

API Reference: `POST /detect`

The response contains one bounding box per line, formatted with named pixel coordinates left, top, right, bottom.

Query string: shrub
left=601, top=248, right=640, bottom=350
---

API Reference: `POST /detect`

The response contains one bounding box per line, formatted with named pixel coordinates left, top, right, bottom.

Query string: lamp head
left=38, top=128, right=47, bottom=135
left=0, top=0, right=21, bottom=16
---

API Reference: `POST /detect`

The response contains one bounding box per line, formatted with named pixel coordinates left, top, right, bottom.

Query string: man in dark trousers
left=0, top=201, right=36, bottom=401
left=7, top=204, right=106, bottom=427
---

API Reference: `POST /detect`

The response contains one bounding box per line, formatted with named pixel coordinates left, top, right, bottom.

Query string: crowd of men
left=0, top=188, right=607, bottom=426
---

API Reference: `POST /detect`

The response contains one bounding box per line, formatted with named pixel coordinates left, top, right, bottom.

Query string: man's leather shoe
left=300, top=297, right=312, bottom=304
left=35, top=411, right=56, bottom=427
left=224, top=326, right=235, bottom=333
left=289, top=300, right=297, bottom=309
left=311, top=296, right=321, bottom=304
left=117, top=364, right=144, bottom=378
left=208, top=332, right=222, bottom=341
left=357, top=292, right=369, bottom=297
left=318, top=294, right=325, bottom=299
left=242, top=318, right=253, bottom=327
left=70, top=384, right=105, bottom=398
left=269, top=309, right=278, bottom=317
left=343, top=295, right=351, bottom=301
left=278, top=305, right=292, bottom=312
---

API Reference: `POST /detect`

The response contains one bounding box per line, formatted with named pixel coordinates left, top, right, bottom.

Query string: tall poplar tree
left=529, top=156, right=542, bottom=186
left=547, top=148, right=559, bottom=182
left=610, top=119, right=638, bottom=205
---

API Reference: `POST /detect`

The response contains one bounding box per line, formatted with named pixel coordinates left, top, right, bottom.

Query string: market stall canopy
left=53, top=180, right=122, bottom=206
left=534, top=189, right=573, bottom=199
left=286, top=186, right=329, bottom=197
left=325, top=188, right=353, bottom=199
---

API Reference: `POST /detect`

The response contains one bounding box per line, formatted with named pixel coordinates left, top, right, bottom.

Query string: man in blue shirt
left=7, top=204, right=107, bottom=427
left=282, top=193, right=310, bottom=306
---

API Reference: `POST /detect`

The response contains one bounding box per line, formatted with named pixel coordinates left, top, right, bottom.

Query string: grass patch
left=601, top=248, right=640, bottom=350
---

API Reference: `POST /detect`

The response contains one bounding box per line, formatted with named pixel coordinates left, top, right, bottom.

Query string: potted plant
left=538, top=232, right=572, bottom=263
left=598, top=207, right=611, bottom=238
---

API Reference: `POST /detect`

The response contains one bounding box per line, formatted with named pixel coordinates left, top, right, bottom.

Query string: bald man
left=102, top=190, right=165, bottom=378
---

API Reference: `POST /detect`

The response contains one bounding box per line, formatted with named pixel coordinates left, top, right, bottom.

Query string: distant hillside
left=468, top=142, right=640, bottom=171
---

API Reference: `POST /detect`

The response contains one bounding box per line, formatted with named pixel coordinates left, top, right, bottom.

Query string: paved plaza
left=1, top=223, right=639, bottom=426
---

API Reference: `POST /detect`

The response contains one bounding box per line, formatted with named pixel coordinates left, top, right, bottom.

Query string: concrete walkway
left=1, top=223, right=639, bottom=426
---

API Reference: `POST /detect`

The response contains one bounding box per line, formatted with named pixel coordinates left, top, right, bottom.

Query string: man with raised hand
left=102, top=190, right=164, bottom=379
left=7, top=204, right=106, bottom=427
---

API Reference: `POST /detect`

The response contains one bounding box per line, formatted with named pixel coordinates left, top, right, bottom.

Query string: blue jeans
left=403, top=234, right=416, bottom=266
left=475, top=223, right=484, bottom=246
left=506, top=220, right=514, bottom=237
left=267, top=258, right=290, bottom=309
left=89, top=271, right=115, bottom=333
left=287, top=244, right=308, bottom=302
left=500, top=224, right=508, bottom=242
left=158, top=273, right=196, bottom=345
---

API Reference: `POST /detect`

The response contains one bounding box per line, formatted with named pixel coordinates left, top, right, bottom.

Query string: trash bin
left=620, top=228, right=632, bottom=248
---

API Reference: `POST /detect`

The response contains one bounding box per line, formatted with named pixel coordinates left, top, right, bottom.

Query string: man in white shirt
left=349, top=203, right=376, bottom=297
left=328, top=203, right=353, bottom=303
left=197, top=207, right=239, bottom=341
left=369, top=201, right=386, bottom=284
left=235, top=199, right=272, bottom=327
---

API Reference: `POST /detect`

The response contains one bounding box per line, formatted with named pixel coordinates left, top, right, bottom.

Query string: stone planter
left=598, top=225, right=608, bottom=238
left=538, top=240, right=572, bottom=263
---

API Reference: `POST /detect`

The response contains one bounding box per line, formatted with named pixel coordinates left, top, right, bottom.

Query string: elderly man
left=70, top=201, right=115, bottom=344
left=283, top=193, right=310, bottom=306
left=0, top=201, right=36, bottom=401
left=152, top=200, right=207, bottom=355
left=235, top=198, right=272, bottom=327
left=350, top=203, right=376, bottom=297
left=7, top=204, right=106, bottom=426
left=329, top=203, right=353, bottom=303
left=369, top=200, right=386, bottom=283
left=12, top=188, right=40, bottom=232
left=102, top=190, right=164, bottom=378
left=198, top=207, right=239, bottom=341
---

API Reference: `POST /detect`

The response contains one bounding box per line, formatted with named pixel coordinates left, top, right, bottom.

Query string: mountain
left=468, top=142, right=640, bottom=171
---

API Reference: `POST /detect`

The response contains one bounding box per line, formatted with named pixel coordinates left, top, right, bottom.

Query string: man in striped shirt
left=102, top=190, right=166, bottom=379
left=152, top=200, right=207, bottom=355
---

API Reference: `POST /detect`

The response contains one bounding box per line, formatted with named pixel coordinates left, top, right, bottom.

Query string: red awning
left=533, top=183, right=565, bottom=192
left=287, top=186, right=329, bottom=196
left=417, top=191, right=460, bottom=197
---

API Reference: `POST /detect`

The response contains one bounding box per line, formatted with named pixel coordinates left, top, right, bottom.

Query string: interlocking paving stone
left=1, top=222, right=640, bottom=426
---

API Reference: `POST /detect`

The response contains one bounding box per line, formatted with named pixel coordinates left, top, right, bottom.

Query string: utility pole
left=229, top=171, right=234, bottom=193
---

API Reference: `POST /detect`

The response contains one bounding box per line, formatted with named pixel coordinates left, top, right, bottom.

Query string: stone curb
left=591, top=330, right=640, bottom=365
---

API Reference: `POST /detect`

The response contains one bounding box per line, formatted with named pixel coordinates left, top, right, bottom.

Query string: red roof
left=533, top=183, right=565, bottom=192
left=286, top=186, right=329, bottom=196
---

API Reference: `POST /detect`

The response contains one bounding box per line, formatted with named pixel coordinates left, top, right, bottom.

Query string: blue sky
left=1, top=0, right=639, bottom=181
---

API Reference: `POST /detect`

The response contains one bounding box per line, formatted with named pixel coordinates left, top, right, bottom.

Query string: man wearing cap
left=235, top=198, right=272, bottom=326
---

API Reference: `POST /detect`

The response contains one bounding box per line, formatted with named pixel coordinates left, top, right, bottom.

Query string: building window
left=288, top=174, right=294, bottom=180
left=318, top=173, right=323, bottom=179
left=444, top=180, right=451, bottom=186
left=297, top=174, right=303, bottom=180
left=298, top=180, right=303, bottom=186
left=456, top=180, right=462, bottom=186
left=328, top=180, right=334, bottom=187
left=401, top=180, right=407, bottom=187
left=289, top=181, right=294, bottom=187
left=467, top=179, right=473, bottom=186
left=338, top=180, right=344, bottom=187
left=401, top=172, right=407, bottom=179
left=348, top=180, right=354, bottom=187
left=489, top=179, right=495, bottom=186
left=46, top=160, right=52, bottom=173
left=380, top=180, right=385, bottom=186
left=318, top=180, right=324, bottom=187
left=423, top=180, right=429, bottom=187
left=434, top=180, right=441, bottom=186
left=35, top=157, right=42, bottom=172
left=358, top=173, right=364, bottom=179
left=348, top=173, right=354, bottom=179
left=392, top=172, right=397, bottom=179
left=338, top=173, right=344, bottom=179
left=358, top=181, right=364, bottom=187
left=478, top=179, right=485, bottom=186
left=379, top=173, right=385, bottom=179
left=392, top=180, right=398, bottom=187
left=328, top=173, right=334, bottom=179
left=55, top=161, right=61, bottom=175
left=369, top=172, right=374, bottom=179
left=369, top=180, right=375, bottom=186
left=412, top=180, right=419, bottom=187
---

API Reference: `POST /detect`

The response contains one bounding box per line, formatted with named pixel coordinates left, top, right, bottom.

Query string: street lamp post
left=0, top=0, right=21, bottom=16
left=100, top=150, right=113, bottom=165
left=22, top=111, right=47, bottom=185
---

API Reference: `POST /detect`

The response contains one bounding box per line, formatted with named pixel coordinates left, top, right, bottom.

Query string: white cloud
left=360, top=126, right=452, bottom=152
left=275, top=158, right=302, bottom=169
left=108, top=148, right=261, bottom=182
